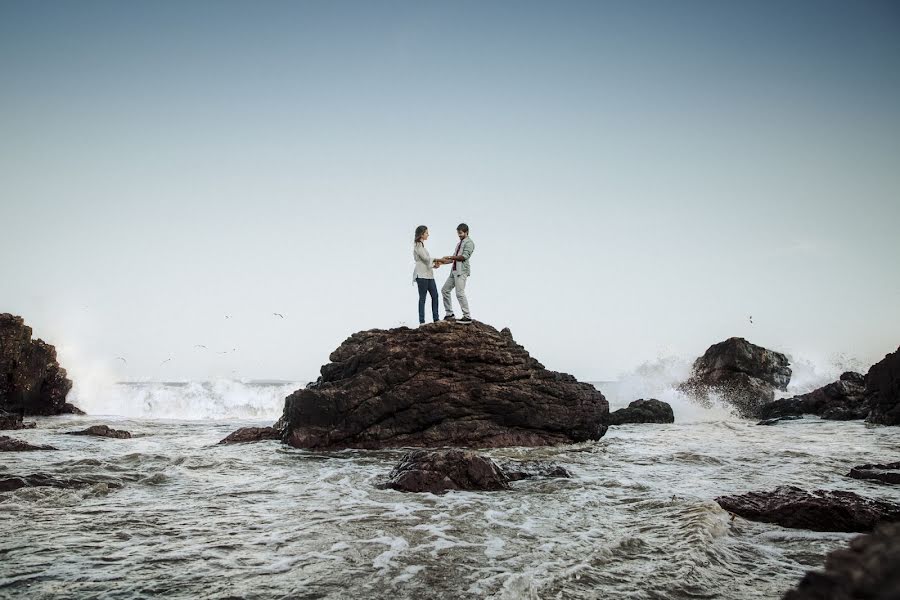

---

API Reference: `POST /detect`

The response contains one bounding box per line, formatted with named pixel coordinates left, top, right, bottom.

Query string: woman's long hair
left=414, top=225, right=428, bottom=245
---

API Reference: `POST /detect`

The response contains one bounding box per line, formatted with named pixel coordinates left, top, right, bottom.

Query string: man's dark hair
left=457, top=223, right=469, bottom=233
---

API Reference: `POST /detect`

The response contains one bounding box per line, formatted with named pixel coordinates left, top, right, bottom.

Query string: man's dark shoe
left=458, top=317, right=473, bottom=324
left=443, top=314, right=456, bottom=321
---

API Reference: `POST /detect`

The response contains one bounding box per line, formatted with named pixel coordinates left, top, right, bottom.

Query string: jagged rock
left=783, top=522, right=900, bottom=600
left=0, top=409, right=36, bottom=430
left=866, top=346, right=900, bottom=426
left=716, top=486, right=900, bottom=532
left=847, top=462, right=900, bottom=485
left=756, top=415, right=803, bottom=426
left=496, top=460, right=572, bottom=481
left=840, top=371, right=866, bottom=386
left=680, top=337, right=791, bottom=418
left=757, top=374, right=869, bottom=421
left=608, top=398, right=674, bottom=425
left=0, top=473, right=120, bottom=492
left=382, top=449, right=509, bottom=494
left=65, top=425, right=131, bottom=439
left=279, top=321, right=608, bottom=449
left=0, top=435, right=57, bottom=451
left=0, top=313, right=80, bottom=416
left=219, top=426, right=282, bottom=444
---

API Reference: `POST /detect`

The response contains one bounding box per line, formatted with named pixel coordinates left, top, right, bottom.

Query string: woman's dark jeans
left=416, top=277, right=439, bottom=323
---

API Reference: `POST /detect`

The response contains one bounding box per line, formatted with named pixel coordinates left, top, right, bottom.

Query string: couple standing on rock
left=413, top=223, right=475, bottom=326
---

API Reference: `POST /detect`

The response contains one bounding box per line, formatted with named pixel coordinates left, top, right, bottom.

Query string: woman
left=413, top=225, right=442, bottom=325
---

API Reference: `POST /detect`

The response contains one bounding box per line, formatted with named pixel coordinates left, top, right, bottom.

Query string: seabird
left=115, top=357, right=127, bottom=365
left=225, top=315, right=232, bottom=320
left=160, top=358, right=172, bottom=366
left=749, top=315, right=753, bottom=324
left=273, top=312, right=284, bottom=318
left=194, top=345, right=208, bottom=349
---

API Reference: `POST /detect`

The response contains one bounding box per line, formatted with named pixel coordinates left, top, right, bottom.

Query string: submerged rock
left=496, top=460, right=572, bottom=481
left=608, top=399, right=674, bottom=425
left=847, top=462, right=900, bottom=485
left=756, top=416, right=803, bottom=426
left=866, top=345, right=900, bottom=426
left=280, top=321, right=608, bottom=449
left=219, top=426, right=282, bottom=444
left=0, top=473, right=119, bottom=492
left=65, top=425, right=132, bottom=439
left=680, top=337, right=791, bottom=418
left=757, top=373, right=869, bottom=421
left=0, top=313, right=79, bottom=416
left=0, top=435, right=57, bottom=452
left=782, top=522, right=900, bottom=600
left=0, top=409, right=36, bottom=430
left=716, top=486, right=900, bottom=532
left=383, top=449, right=510, bottom=494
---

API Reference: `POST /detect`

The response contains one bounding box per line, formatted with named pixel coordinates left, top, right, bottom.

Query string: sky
left=1, top=0, right=899, bottom=383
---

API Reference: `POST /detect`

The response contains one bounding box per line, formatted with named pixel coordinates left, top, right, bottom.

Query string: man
left=440, top=223, right=475, bottom=324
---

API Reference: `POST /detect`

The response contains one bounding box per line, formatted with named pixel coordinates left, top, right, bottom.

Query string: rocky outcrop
left=382, top=449, right=510, bottom=494
left=0, top=474, right=120, bottom=492
left=0, top=435, right=57, bottom=451
left=680, top=337, right=791, bottom=418
left=219, top=426, right=282, bottom=444
left=866, top=346, right=900, bottom=425
left=847, top=462, right=900, bottom=485
left=496, top=461, right=572, bottom=481
left=65, top=425, right=131, bottom=439
left=0, top=409, right=36, bottom=430
left=782, top=522, right=900, bottom=600
left=0, top=314, right=78, bottom=416
left=757, top=372, right=869, bottom=421
left=608, top=399, right=674, bottom=425
left=756, top=416, right=803, bottom=426
left=279, top=321, right=608, bottom=450
left=716, top=486, right=900, bottom=532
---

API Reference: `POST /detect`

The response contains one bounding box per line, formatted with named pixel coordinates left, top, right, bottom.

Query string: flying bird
left=160, top=358, right=172, bottom=366
left=224, top=315, right=232, bottom=320
left=115, top=357, right=127, bottom=365
left=749, top=315, right=754, bottom=324
left=194, top=344, right=208, bottom=349
left=273, top=312, right=284, bottom=318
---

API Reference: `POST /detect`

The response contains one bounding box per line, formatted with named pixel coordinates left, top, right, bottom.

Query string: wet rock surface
left=866, top=345, right=900, bottom=425
left=847, top=462, right=900, bottom=485
left=782, top=522, right=900, bottom=600
left=65, top=425, right=132, bottom=439
left=608, top=398, right=674, bottom=425
left=496, top=460, right=572, bottom=481
left=280, top=321, right=608, bottom=449
left=382, top=449, right=510, bottom=494
left=680, top=337, right=791, bottom=418
left=0, top=409, right=36, bottom=430
left=756, top=416, right=803, bottom=426
left=757, top=372, right=869, bottom=421
left=219, top=426, right=283, bottom=444
left=0, top=473, right=120, bottom=492
left=716, top=485, right=900, bottom=532
left=0, top=313, right=78, bottom=416
left=0, top=435, right=57, bottom=452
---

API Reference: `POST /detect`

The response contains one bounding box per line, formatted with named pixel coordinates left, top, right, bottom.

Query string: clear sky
left=2, top=1, right=899, bottom=383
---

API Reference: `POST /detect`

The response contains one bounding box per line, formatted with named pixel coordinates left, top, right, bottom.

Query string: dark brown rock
left=680, top=337, right=791, bottom=418
left=866, top=346, right=900, bottom=426
left=281, top=321, right=608, bottom=449
left=65, top=425, right=131, bottom=439
left=0, top=435, right=57, bottom=451
left=716, top=486, right=900, bottom=532
left=0, top=409, right=36, bottom=430
left=0, top=473, right=120, bottom=492
left=219, top=426, right=282, bottom=444
left=497, top=461, right=572, bottom=481
left=756, top=416, right=803, bottom=426
left=783, top=522, right=900, bottom=600
left=847, top=462, right=900, bottom=485
left=757, top=375, right=869, bottom=421
left=383, top=449, right=509, bottom=494
left=0, top=313, right=79, bottom=416
left=608, top=398, right=674, bottom=425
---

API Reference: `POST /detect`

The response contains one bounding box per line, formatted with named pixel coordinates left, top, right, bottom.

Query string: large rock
left=0, top=314, right=78, bottom=416
left=757, top=372, right=869, bottom=421
left=0, top=409, right=36, bottom=430
left=783, top=522, right=900, bottom=600
left=716, top=486, right=900, bottom=532
left=382, top=449, right=510, bottom=494
left=0, top=435, right=57, bottom=451
left=847, top=462, right=900, bottom=485
left=219, top=426, right=282, bottom=444
left=680, top=337, right=791, bottom=418
left=866, top=346, right=900, bottom=425
left=65, top=425, right=131, bottom=439
left=608, top=398, right=674, bottom=425
left=0, top=474, right=120, bottom=492
left=280, top=322, right=608, bottom=449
